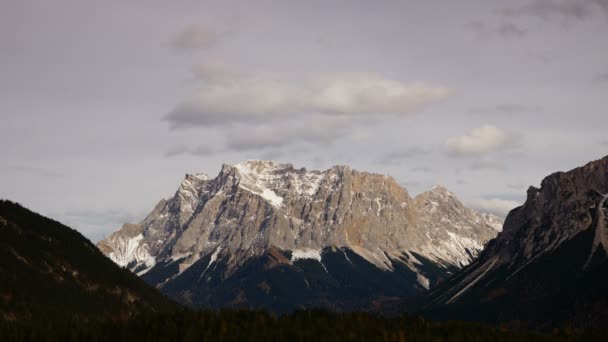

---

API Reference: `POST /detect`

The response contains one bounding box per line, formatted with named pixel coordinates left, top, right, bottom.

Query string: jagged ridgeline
left=98, top=160, right=501, bottom=312
left=0, top=200, right=176, bottom=322
left=419, top=155, right=608, bottom=330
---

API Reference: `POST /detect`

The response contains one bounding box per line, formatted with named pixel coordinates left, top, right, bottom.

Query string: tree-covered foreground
left=1, top=309, right=607, bottom=342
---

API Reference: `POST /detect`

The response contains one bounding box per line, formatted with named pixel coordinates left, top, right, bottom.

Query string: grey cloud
left=165, top=145, right=217, bottom=157
left=495, top=22, right=528, bottom=37
left=225, top=116, right=352, bottom=151
left=170, top=25, right=229, bottom=51
left=501, top=0, right=608, bottom=23
left=506, top=182, right=528, bottom=190
left=592, top=72, right=608, bottom=84
left=410, top=166, right=433, bottom=173
left=190, top=61, right=246, bottom=84
left=597, top=0, right=608, bottom=11
left=465, top=20, right=527, bottom=39
left=470, top=104, right=541, bottom=116
left=252, top=145, right=314, bottom=161
left=528, top=51, right=559, bottom=64
left=3, top=165, right=64, bottom=178
left=469, top=159, right=508, bottom=171
left=377, top=147, right=429, bottom=165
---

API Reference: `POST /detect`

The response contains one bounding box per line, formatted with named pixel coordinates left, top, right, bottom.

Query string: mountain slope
left=98, top=160, right=501, bottom=312
left=418, top=155, right=608, bottom=329
left=0, top=200, right=176, bottom=322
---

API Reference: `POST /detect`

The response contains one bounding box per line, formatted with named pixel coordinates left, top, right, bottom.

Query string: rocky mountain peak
left=497, top=156, right=608, bottom=260
left=98, top=161, right=501, bottom=310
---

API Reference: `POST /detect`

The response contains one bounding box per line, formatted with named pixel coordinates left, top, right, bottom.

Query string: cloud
left=501, top=0, right=608, bottom=23
left=225, top=116, right=352, bottom=151
left=470, top=104, right=541, bottom=116
left=528, top=51, right=559, bottom=64
left=170, top=25, right=229, bottom=51
left=165, top=65, right=451, bottom=151
left=465, top=20, right=527, bottom=39
left=377, top=147, right=429, bottom=165
left=165, top=67, right=451, bottom=129
left=469, top=159, right=508, bottom=171
left=165, top=145, right=217, bottom=157
left=470, top=198, right=522, bottom=218
left=190, top=61, right=246, bottom=84
left=4, top=165, right=64, bottom=178
left=446, top=125, right=518, bottom=157
left=592, top=72, right=608, bottom=84
left=507, top=182, right=528, bottom=190
left=410, top=166, right=432, bottom=173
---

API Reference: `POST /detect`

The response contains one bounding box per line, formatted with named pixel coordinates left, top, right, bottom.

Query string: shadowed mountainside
left=0, top=200, right=177, bottom=322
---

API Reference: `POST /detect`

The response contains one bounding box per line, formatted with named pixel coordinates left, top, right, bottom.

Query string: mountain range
left=1, top=155, right=607, bottom=335
left=98, top=160, right=501, bottom=312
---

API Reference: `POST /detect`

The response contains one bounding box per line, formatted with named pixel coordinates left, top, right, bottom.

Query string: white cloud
left=446, top=125, right=516, bottom=157
left=164, top=65, right=451, bottom=150
left=165, top=66, right=451, bottom=129
left=470, top=198, right=522, bottom=218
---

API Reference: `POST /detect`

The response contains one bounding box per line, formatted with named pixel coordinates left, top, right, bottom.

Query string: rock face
left=419, top=155, right=608, bottom=329
left=98, top=160, right=500, bottom=312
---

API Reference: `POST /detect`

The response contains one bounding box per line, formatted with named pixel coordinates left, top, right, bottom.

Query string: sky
left=1, top=0, right=607, bottom=242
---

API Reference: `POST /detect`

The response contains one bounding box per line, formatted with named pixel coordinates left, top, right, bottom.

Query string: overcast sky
left=1, top=0, right=607, bottom=242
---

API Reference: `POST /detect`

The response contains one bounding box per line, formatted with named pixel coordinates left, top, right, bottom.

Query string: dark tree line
left=2, top=309, right=607, bottom=342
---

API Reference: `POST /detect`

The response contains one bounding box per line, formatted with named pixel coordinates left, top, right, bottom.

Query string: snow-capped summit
left=98, top=160, right=501, bottom=312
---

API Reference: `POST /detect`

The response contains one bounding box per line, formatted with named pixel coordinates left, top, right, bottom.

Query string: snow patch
left=419, top=231, right=485, bottom=268
left=417, top=273, right=430, bottom=290
left=107, top=234, right=154, bottom=268
left=260, top=188, right=284, bottom=207
left=291, top=248, right=322, bottom=262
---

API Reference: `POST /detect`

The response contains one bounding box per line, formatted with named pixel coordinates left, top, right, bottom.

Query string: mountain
left=0, top=200, right=176, bottom=322
left=418, top=155, right=608, bottom=330
left=98, top=160, right=501, bottom=312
